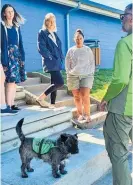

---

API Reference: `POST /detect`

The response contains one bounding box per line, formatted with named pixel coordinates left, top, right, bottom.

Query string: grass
left=37, top=69, right=113, bottom=101
left=91, top=69, right=113, bottom=101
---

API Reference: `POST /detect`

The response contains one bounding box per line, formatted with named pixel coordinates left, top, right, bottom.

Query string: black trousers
left=44, top=71, right=64, bottom=104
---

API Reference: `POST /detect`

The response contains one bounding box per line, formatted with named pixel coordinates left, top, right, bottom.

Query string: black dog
left=16, top=118, right=79, bottom=178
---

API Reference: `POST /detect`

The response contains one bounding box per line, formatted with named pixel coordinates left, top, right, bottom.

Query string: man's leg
left=103, top=112, right=132, bottom=185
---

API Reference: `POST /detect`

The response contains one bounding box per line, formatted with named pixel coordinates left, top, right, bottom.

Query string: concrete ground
left=93, top=154, right=132, bottom=185
left=1, top=126, right=111, bottom=185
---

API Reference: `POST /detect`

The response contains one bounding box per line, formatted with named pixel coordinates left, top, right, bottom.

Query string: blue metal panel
left=69, top=10, right=124, bottom=68
left=2, top=0, right=124, bottom=70
left=2, top=0, right=68, bottom=72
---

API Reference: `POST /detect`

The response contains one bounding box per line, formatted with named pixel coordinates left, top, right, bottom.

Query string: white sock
left=0, top=104, right=7, bottom=109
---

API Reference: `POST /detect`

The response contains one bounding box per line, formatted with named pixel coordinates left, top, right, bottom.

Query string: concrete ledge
left=55, top=98, right=74, bottom=108
left=1, top=105, right=71, bottom=131
left=2, top=121, right=72, bottom=154
left=90, top=96, right=101, bottom=104
left=15, top=91, right=25, bottom=100
left=16, top=86, right=24, bottom=92
left=27, top=72, right=51, bottom=83
left=72, top=104, right=98, bottom=118
left=72, top=112, right=107, bottom=129
left=2, top=111, right=72, bottom=143
left=20, top=77, right=41, bottom=86
left=54, top=150, right=111, bottom=185
left=27, top=72, right=66, bottom=89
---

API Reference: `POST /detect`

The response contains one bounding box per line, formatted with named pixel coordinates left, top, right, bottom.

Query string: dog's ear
left=74, top=134, right=78, bottom=138
left=60, top=133, right=68, bottom=142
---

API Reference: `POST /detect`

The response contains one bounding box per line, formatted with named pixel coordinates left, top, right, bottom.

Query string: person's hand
left=100, top=100, right=107, bottom=111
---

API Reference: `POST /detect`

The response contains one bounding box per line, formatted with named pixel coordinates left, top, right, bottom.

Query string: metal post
left=66, top=1, right=81, bottom=50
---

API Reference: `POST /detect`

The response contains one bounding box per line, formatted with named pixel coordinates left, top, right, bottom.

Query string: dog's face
left=58, top=133, right=79, bottom=154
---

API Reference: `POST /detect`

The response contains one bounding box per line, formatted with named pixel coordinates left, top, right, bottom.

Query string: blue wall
left=2, top=0, right=124, bottom=71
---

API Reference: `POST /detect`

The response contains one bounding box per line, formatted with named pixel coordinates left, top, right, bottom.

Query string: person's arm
left=65, top=49, right=72, bottom=74
left=19, top=27, right=25, bottom=62
left=88, top=47, right=95, bottom=74
left=103, top=39, right=131, bottom=102
left=37, top=30, right=53, bottom=59
left=1, top=24, right=9, bottom=68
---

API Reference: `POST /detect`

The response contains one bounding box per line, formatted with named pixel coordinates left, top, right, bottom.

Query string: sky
left=90, top=0, right=132, bottom=10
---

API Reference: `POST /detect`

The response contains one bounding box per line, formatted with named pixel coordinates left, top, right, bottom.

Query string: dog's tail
left=16, top=118, right=25, bottom=142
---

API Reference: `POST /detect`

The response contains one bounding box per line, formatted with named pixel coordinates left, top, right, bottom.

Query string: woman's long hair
left=42, top=13, right=57, bottom=32
left=1, top=4, right=25, bottom=27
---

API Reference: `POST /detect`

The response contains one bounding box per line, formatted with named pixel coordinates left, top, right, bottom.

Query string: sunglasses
left=120, top=13, right=132, bottom=20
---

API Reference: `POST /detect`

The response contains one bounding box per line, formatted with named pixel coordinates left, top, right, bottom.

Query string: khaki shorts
left=67, top=74, right=94, bottom=90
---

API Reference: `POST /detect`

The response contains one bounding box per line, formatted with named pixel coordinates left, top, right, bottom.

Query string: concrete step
left=72, top=111, right=107, bottom=129
left=1, top=126, right=111, bottom=185
left=23, top=83, right=65, bottom=92
left=1, top=105, right=73, bottom=153
left=14, top=99, right=26, bottom=106
left=16, top=86, right=24, bottom=92
left=23, top=83, right=49, bottom=92
left=29, top=88, right=71, bottom=102
left=72, top=104, right=98, bottom=117
left=92, top=154, right=132, bottom=185
left=55, top=98, right=74, bottom=108
left=20, top=77, right=41, bottom=86
left=15, top=91, right=25, bottom=100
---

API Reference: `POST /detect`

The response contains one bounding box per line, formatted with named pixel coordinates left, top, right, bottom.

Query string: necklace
left=6, top=22, right=13, bottom=28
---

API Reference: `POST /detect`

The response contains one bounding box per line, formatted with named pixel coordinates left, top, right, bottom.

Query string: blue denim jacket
left=1, top=22, right=25, bottom=67
left=37, top=29, right=64, bottom=72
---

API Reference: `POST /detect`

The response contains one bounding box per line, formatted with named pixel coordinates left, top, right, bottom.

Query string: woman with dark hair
left=1, top=4, right=26, bottom=113
left=36, top=13, right=64, bottom=108
left=65, top=29, right=95, bottom=123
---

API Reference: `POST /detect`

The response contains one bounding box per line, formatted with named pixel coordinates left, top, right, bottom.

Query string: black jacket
left=37, top=29, right=64, bottom=72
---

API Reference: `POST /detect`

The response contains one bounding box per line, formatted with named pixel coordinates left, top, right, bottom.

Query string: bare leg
left=5, top=82, right=16, bottom=107
left=72, top=89, right=83, bottom=118
left=11, top=83, right=17, bottom=106
left=80, top=87, right=91, bottom=122
left=37, top=92, right=47, bottom=100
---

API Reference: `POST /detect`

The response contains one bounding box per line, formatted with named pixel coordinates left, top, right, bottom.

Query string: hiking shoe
left=36, top=99, right=50, bottom=108
left=1, top=106, right=18, bottom=116
left=11, top=105, right=21, bottom=111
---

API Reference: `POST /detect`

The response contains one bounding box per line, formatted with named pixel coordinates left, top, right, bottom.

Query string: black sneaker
left=11, top=105, right=21, bottom=111
left=1, top=106, right=18, bottom=116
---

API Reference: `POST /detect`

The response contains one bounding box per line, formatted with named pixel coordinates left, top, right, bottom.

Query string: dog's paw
left=53, top=173, right=61, bottom=178
left=27, top=168, right=34, bottom=172
left=22, top=174, right=28, bottom=178
left=60, top=170, right=67, bottom=175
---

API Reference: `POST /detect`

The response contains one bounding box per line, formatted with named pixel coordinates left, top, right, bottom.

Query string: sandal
left=77, top=115, right=84, bottom=121
left=84, top=116, right=92, bottom=123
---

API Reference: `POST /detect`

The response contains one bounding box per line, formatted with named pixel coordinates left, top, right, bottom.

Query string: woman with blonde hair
left=65, top=29, right=95, bottom=123
left=1, top=4, right=26, bottom=113
left=36, top=13, right=64, bottom=108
